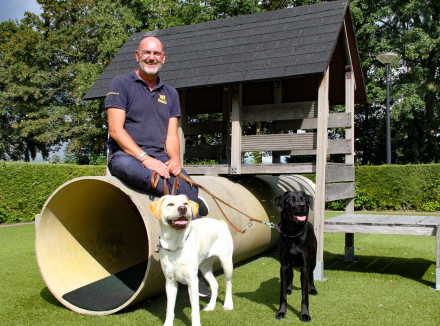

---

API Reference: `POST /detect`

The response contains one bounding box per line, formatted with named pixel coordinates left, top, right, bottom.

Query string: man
left=105, top=36, right=210, bottom=296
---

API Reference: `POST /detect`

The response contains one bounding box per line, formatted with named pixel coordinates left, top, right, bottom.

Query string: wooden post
left=223, top=86, right=232, bottom=165
left=344, top=68, right=356, bottom=262
left=314, top=69, right=329, bottom=281
left=178, top=90, right=186, bottom=164
left=272, top=79, right=282, bottom=164
left=230, top=84, right=242, bottom=174
left=436, top=227, right=440, bottom=290
left=345, top=69, right=355, bottom=212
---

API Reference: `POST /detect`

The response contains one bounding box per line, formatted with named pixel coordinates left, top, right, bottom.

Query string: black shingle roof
left=84, top=0, right=363, bottom=100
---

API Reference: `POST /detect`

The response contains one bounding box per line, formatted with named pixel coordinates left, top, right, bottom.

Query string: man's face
left=136, top=38, right=166, bottom=76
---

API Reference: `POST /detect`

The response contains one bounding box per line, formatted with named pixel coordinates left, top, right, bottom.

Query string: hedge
left=0, top=162, right=439, bottom=224
left=352, top=164, right=440, bottom=211
left=0, top=162, right=106, bottom=224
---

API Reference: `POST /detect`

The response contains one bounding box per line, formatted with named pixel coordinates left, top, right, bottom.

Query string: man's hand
left=143, top=157, right=170, bottom=178
left=165, top=158, right=182, bottom=176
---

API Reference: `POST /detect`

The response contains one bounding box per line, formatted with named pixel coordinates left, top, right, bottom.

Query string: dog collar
left=155, top=227, right=193, bottom=253
left=276, top=223, right=306, bottom=238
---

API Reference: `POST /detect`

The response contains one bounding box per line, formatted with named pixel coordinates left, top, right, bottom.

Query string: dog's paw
left=275, top=311, right=286, bottom=320
left=300, top=313, right=312, bottom=322
left=309, top=287, right=318, bottom=295
left=223, top=302, right=233, bottom=310
left=203, top=304, right=216, bottom=311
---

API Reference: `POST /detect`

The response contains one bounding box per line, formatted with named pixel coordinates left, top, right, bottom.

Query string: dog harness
left=155, top=227, right=193, bottom=253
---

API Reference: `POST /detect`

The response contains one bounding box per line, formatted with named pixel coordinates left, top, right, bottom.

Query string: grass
left=1, top=213, right=440, bottom=326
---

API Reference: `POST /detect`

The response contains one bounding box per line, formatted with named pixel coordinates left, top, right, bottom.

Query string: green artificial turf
left=1, top=215, right=439, bottom=326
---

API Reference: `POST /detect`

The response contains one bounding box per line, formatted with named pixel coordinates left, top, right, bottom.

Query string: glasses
left=139, top=49, right=164, bottom=58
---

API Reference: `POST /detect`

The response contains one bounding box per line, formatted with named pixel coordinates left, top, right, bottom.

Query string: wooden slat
left=272, top=112, right=352, bottom=131
left=185, top=164, right=230, bottom=175
left=324, top=214, right=440, bottom=236
left=325, top=223, right=437, bottom=236
left=240, top=163, right=315, bottom=174
left=325, top=182, right=355, bottom=202
left=328, top=139, right=352, bottom=154
left=185, top=144, right=226, bottom=159
left=326, top=164, right=355, bottom=182
left=270, top=140, right=349, bottom=156
left=183, top=121, right=226, bottom=135
left=243, top=136, right=350, bottom=155
left=242, top=101, right=316, bottom=122
left=184, top=163, right=316, bottom=175
left=242, top=133, right=316, bottom=152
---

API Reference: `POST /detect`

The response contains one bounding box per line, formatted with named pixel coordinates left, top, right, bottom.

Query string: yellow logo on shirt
left=158, top=94, right=167, bottom=104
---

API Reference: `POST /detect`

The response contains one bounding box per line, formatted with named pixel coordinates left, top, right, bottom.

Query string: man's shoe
left=197, top=196, right=209, bottom=217
left=198, top=274, right=211, bottom=297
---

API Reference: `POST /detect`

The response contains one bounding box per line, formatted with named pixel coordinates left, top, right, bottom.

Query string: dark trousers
left=108, top=150, right=199, bottom=204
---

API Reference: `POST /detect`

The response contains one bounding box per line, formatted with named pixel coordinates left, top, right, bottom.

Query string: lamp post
left=376, top=51, right=399, bottom=164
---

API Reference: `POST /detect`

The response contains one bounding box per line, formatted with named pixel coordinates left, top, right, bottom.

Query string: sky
left=0, top=0, right=42, bottom=23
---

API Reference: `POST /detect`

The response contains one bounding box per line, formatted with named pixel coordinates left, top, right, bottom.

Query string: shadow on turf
left=234, top=277, right=304, bottom=320
left=40, top=287, right=66, bottom=308
left=122, top=283, right=216, bottom=324
left=324, top=252, right=435, bottom=287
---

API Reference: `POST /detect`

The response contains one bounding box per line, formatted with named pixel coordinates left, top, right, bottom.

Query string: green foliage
left=350, top=0, right=440, bottom=164
left=327, top=164, right=440, bottom=212
left=0, top=0, right=140, bottom=162
left=1, top=0, right=439, bottom=165
left=355, top=164, right=440, bottom=211
left=0, top=162, right=106, bottom=223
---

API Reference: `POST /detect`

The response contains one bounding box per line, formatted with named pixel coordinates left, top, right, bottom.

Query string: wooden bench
left=324, top=214, right=440, bottom=290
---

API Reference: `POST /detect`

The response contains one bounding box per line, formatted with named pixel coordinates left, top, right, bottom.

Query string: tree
left=1, top=0, right=438, bottom=164
left=350, top=0, right=440, bottom=164
left=0, top=0, right=143, bottom=162
left=0, top=20, right=52, bottom=161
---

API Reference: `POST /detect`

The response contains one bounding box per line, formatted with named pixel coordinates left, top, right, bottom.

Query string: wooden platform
left=324, top=213, right=440, bottom=290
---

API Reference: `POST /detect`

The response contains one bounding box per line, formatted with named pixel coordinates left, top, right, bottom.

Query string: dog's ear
left=186, top=196, right=199, bottom=217
left=273, top=191, right=288, bottom=212
left=306, top=194, right=314, bottom=210
left=148, top=197, right=165, bottom=219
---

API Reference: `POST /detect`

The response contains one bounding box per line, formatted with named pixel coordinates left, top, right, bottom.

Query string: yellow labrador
left=149, top=195, right=234, bottom=326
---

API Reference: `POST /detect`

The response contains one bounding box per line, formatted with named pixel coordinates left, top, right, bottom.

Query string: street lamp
left=376, top=51, right=399, bottom=164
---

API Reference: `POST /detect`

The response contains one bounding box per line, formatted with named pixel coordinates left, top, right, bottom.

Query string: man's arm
left=108, top=108, right=170, bottom=178
left=165, top=117, right=182, bottom=176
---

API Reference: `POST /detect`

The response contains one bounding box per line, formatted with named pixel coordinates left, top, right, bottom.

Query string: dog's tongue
left=173, top=218, right=188, bottom=225
left=296, top=215, right=307, bottom=221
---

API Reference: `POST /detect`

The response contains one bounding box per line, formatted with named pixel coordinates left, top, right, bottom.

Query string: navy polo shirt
left=105, top=71, right=181, bottom=156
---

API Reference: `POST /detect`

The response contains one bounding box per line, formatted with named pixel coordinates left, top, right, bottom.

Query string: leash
left=151, top=172, right=307, bottom=237
left=151, top=172, right=180, bottom=196
left=151, top=172, right=273, bottom=232
left=177, top=173, right=276, bottom=233
left=151, top=172, right=306, bottom=237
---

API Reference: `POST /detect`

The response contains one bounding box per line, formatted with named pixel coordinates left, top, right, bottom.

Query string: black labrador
left=273, top=190, right=318, bottom=322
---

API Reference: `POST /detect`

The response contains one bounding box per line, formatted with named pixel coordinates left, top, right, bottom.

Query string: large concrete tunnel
left=35, top=175, right=315, bottom=315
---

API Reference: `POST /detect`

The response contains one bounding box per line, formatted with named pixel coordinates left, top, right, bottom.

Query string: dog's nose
left=178, top=205, right=187, bottom=214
